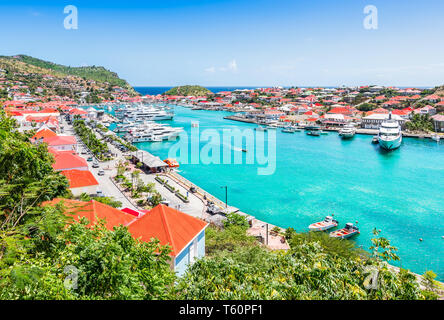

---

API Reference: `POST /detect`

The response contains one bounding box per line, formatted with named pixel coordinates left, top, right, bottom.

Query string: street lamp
left=220, top=186, right=228, bottom=208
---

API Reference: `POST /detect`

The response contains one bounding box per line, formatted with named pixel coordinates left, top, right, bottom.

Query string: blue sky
left=0, top=0, right=443, bottom=87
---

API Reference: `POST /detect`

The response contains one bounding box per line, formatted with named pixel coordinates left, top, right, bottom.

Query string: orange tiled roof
left=52, top=152, right=87, bottom=170
left=43, top=135, right=77, bottom=146
left=32, top=128, right=57, bottom=140
left=127, top=204, right=208, bottom=256
left=61, top=169, right=99, bottom=189
left=43, top=198, right=135, bottom=230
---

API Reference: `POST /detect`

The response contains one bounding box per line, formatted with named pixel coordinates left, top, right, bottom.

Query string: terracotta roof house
left=127, top=204, right=208, bottom=276
left=414, top=105, right=437, bottom=116
left=41, top=135, right=77, bottom=151
left=50, top=149, right=88, bottom=171
left=43, top=198, right=135, bottom=230
left=31, top=127, right=57, bottom=141
left=61, top=169, right=99, bottom=196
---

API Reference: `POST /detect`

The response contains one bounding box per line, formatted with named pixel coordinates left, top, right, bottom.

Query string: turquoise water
left=117, top=105, right=444, bottom=279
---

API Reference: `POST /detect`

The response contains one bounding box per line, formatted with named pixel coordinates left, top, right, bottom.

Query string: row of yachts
left=117, top=121, right=183, bottom=143
left=260, top=112, right=406, bottom=151
left=113, top=104, right=183, bottom=143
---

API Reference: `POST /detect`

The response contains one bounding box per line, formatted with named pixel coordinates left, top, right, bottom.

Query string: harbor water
left=111, top=104, right=444, bottom=279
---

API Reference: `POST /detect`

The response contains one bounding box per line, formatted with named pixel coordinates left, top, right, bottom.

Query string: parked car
left=81, top=149, right=88, bottom=154
left=92, top=162, right=99, bottom=168
left=98, top=170, right=105, bottom=176
left=160, top=200, right=170, bottom=206
left=87, top=157, right=94, bottom=162
left=96, top=190, right=105, bottom=197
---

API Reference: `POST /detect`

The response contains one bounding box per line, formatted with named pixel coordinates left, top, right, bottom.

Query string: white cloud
left=205, top=60, right=238, bottom=73
left=204, top=66, right=216, bottom=73
left=228, top=59, right=237, bottom=72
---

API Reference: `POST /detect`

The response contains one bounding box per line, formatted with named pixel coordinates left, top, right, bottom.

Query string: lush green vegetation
left=164, top=85, right=212, bottom=96
left=0, top=112, right=70, bottom=216
left=73, top=120, right=111, bottom=161
left=406, top=114, right=434, bottom=132
left=78, top=193, right=122, bottom=208
left=175, top=221, right=439, bottom=300
left=356, top=102, right=377, bottom=112
left=0, top=113, right=175, bottom=299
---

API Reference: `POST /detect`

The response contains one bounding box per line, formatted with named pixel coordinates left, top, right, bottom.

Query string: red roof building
left=61, top=169, right=99, bottom=189
left=127, top=204, right=208, bottom=257
left=43, top=198, right=135, bottom=230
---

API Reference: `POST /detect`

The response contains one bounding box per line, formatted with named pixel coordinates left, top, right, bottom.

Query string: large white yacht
left=338, top=124, right=356, bottom=139
left=125, top=124, right=183, bottom=143
left=122, top=105, right=174, bottom=121
left=378, top=113, right=402, bottom=150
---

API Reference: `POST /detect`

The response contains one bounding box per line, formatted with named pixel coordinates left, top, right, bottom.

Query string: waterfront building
left=432, top=114, right=444, bottom=132
left=361, top=113, right=406, bottom=129
left=127, top=204, right=208, bottom=277
left=130, top=150, right=168, bottom=173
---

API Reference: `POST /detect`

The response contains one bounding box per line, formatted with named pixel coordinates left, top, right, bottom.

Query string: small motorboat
left=242, top=149, right=247, bottom=153
left=255, top=126, right=267, bottom=131
left=329, top=223, right=360, bottom=239
left=431, top=134, right=441, bottom=142
left=163, top=158, right=179, bottom=168
left=306, top=130, right=320, bottom=136
left=309, top=216, right=339, bottom=231
left=282, top=126, right=297, bottom=133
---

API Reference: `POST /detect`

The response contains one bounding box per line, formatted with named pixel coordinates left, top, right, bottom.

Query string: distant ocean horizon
left=134, top=86, right=433, bottom=95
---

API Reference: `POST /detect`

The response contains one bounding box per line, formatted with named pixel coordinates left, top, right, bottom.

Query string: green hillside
left=164, top=85, right=212, bottom=96
left=0, top=55, right=134, bottom=91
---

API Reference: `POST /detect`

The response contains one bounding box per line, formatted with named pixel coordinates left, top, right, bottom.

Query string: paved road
left=62, top=118, right=137, bottom=210
left=62, top=117, right=206, bottom=217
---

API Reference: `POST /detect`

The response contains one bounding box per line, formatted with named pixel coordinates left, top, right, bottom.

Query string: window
left=189, top=238, right=198, bottom=264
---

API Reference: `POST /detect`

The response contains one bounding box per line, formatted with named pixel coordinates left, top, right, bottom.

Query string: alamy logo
left=363, top=5, right=378, bottom=30
left=64, top=265, right=79, bottom=290
left=167, top=123, right=277, bottom=176
left=64, top=5, right=78, bottom=30
left=363, top=266, right=379, bottom=289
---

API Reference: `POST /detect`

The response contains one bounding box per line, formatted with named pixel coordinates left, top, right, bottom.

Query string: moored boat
left=431, top=134, right=441, bottom=142
left=339, top=124, right=356, bottom=139
left=164, top=158, right=179, bottom=168
left=378, top=112, right=402, bottom=150
left=306, top=129, right=320, bottom=136
left=309, top=216, right=339, bottom=231
left=329, top=223, right=360, bottom=239
left=255, top=126, right=267, bottom=131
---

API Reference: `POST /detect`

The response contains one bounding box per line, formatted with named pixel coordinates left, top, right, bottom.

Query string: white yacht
left=125, top=125, right=183, bottom=143
left=122, top=105, right=174, bottom=121
left=378, top=113, right=402, bottom=150
left=339, top=124, right=356, bottom=139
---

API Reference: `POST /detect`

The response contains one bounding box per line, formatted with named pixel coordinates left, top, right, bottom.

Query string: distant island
left=163, top=85, right=212, bottom=96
